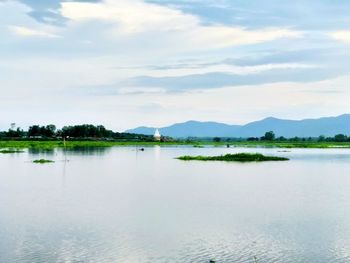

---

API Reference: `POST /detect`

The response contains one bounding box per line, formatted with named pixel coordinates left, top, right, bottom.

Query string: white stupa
left=154, top=129, right=161, bottom=141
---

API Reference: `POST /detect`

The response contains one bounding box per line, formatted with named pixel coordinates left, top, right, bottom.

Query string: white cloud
left=330, top=30, right=350, bottom=43
left=188, top=26, right=302, bottom=50
left=139, top=63, right=316, bottom=78
left=0, top=2, right=60, bottom=38
left=61, top=0, right=198, bottom=33
left=9, top=25, right=60, bottom=38
left=60, top=0, right=302, bottom=49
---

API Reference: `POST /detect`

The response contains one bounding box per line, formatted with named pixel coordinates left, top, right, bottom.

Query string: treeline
left=247, top=131, right=350, bottom=142
left=206, top=131, right=350, bottom=143
left=0, top=124, right=154, bottom=141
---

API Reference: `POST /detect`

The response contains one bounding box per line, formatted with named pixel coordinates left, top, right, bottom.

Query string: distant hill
left=129, top=121, right=240, bottom=137
left=126, top=114, right=350, bottom=138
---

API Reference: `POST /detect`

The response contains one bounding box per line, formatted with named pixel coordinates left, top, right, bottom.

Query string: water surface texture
left=1, top=147, right=350, bottom=263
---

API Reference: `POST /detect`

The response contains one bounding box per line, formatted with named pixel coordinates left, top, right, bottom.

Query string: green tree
left=7, top=127, right=24, bottom=138
left=318, top=135, right=325, bottom=142
left=262, top=131, right=275, bottom=141
left=45, top=125, right=56, bottom=137
left=213, top=137, right=221, bottom=142
left=28, top=125, right=41, bottom=137
left=334, top=134, right=347, bottom=142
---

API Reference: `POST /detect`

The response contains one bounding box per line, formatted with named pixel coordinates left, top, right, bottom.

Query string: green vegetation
left=1, top=124, right=350, bottom=149
left=226, top=141, right=350, bottom=148
left=33, top=159, right=55, bottom=164
left=0, top=124, right=156, bottom=141
left=177, top=153, right=289, bottom=162
left=28, top=125, right=57, bottom=137
left=261, top=131, right=275, bottom=141
left=0, top=149, right=25, bottom=154
left=206, top=129, right=350, bottom=148
left=246, top=131, right=350, bottom=143
left=0, top=140, right=189, bottom=150
left=0, top=140, right=350, bottom=150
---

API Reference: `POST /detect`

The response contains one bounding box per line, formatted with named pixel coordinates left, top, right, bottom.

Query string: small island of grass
left=33, top=159, right=55, bottom=164
left=0, top=149, right=25, bottom=154
left=177, top=153, right=289, bottom=162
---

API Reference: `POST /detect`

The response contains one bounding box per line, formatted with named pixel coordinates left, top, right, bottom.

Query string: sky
left=1, top=0, right=350, bottom=131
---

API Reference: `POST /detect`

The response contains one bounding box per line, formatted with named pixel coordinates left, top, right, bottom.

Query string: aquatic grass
left=177, top=153, right=289, bottom=162
left=1, top=140, right=350, bottom=149
left=32, top=159, right=55, bottom=164
left=0, top=149, right=25, bottom=154
left=0, top=140, right=190, bottom=150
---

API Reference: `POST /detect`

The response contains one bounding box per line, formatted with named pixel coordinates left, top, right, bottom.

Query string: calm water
left=1, top=146, right=350, bottom=263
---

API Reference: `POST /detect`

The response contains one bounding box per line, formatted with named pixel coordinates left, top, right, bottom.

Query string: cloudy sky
left=1, top=0, right=350, bottom=131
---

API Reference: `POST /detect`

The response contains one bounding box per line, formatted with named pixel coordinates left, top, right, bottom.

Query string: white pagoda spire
left=154, top=129, right=161, bottom=141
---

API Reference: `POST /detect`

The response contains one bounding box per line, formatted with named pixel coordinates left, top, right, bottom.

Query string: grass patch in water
left=177, top=153, right=289, bottom=162
left=33, top=159, right=55, bottom=164
left=0, top=149, right=25, bottom=154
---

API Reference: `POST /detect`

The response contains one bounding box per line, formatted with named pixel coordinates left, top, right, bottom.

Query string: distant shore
left=1, top=140, right=350, bottom=150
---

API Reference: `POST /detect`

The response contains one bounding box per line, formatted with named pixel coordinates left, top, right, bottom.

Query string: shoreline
left=1, top=140, right=350, bottom=149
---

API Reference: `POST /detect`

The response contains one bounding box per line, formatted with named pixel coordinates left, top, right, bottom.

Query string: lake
left=1, top=146, right=350, bottom=263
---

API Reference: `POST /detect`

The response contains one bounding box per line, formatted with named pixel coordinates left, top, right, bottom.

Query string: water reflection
left=59, top=146, right=112, bottom=156
left=27, top=148, right=56, bottom=155
left=27, top=146, right=112, bottom=157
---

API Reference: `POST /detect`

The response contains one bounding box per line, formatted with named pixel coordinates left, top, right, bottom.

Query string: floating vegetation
left=177, top=153, right=289, bottom=162
left=32, top=159, right=55, bottom=164
left=0, top=149, right=25, bottom=154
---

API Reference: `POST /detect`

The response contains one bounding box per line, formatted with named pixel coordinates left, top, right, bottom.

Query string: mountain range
left=126, top=114, right=350, bottom=138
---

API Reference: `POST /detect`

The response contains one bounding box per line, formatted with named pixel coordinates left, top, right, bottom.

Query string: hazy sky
left=1, top=0, right=350, bottom=131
